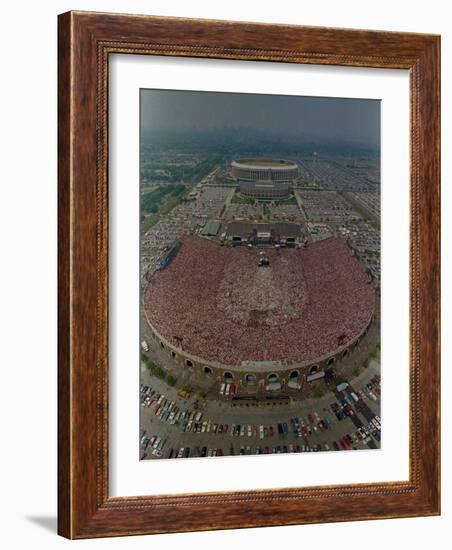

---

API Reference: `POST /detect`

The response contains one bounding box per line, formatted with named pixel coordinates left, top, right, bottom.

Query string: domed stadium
left=231, top=158, right=299, bottom=201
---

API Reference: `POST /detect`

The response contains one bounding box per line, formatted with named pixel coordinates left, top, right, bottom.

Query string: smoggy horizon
left=141, top=89, right=380, bottom=149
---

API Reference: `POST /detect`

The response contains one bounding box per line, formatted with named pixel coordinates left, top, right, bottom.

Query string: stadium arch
left=245, top=373, right=257, bottom=386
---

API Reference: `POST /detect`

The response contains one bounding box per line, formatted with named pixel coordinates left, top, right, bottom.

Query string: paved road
left=141, top=362, right=381, bottom=459
left=294, top=190, right=308, bottom=221
left=222, top=187, right=236, bottom=216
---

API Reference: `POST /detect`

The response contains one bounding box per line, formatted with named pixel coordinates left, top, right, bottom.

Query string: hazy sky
left=141, top=89, right=380, bottom=148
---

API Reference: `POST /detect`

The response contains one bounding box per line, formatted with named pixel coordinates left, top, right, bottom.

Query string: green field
left=141, top=183, right=185, bottom=214
left=140, top=183, right=188, bottom=233
left=141, top=157, right=220, bottom=184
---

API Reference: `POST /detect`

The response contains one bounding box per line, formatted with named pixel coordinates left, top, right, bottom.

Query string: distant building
left=231, top=158, right=298, bottom=201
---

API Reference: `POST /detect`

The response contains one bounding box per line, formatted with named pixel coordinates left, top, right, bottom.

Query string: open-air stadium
left=144, top=234, right=375, bottom=390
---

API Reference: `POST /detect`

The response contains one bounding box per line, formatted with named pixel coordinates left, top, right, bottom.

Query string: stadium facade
left=231, top=158, right=298, bottom=201
left=144, top=235, right=375, bottom=394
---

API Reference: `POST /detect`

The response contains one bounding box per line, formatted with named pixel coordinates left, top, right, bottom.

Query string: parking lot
left=140, top=361, right=381, bottom=460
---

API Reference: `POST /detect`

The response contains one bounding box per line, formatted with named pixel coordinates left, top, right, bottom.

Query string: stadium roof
left=232, top=158, right=297, bottom=168
left=201, top=220, right=221, bottom=236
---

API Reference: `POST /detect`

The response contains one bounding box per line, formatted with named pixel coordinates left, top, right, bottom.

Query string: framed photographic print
left=58, top=11, right=440, bottom=538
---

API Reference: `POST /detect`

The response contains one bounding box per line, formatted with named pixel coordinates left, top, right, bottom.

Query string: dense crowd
left=144, top=236, right=375, bottom=366
left=216, top=247, right=307, bottom=328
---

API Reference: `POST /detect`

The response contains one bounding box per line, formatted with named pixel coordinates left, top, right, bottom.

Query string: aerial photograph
left=139, top=89, right=381, bottom=460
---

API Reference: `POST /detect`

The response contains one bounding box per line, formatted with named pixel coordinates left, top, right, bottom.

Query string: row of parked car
left=168, top=443, right=334, bottom=459
left=343, top=377, right=381, bottom=405
left=168, top=447, right=191, bottom=459
left=288, top=412, right=335, bottom=439
left=142, top=380, right=353, bottom=446
left=167, top=446, right=244, bottom=459
left=219, top=383, right=237, bottom=397
left=142, top=382, right=279, bottom=441
left=141, top=383, right=380, bottom=453
left=199, top=447, right=224, bottom=457
left=181, top=421, right=272, bottom=437
left=180, top=412, right=338, bottom=440
left=330, top=399, right=357, bottom=421
left=140, top=431, right=167, bottom=459
left=330, top=414, right=381, bottom=450
left=143, top=413, right=380, bottom=461
left=360, top=375, right=381, bottom=401
left=140, top=383, right=203, bottom=427
left=360, top=415, right=381, bottom=441
left=234, top=444, right=325, bottom=455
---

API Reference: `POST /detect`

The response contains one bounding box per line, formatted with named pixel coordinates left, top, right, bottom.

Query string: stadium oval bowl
left=144, top=235, right=375, bottom=391
left=231, top=158, right=299, bottom=182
